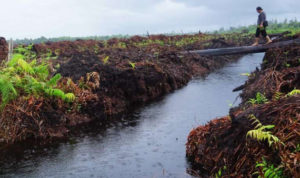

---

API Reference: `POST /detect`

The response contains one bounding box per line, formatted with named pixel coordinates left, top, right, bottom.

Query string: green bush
left=248, top=92, right=268, bottom=105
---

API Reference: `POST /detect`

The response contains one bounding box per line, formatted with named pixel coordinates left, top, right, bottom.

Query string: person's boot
left=265, top=36, right=273, bottom=45
left=251, top=38, right=259, bottom=46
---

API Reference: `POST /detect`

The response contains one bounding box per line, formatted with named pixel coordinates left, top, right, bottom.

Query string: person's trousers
left=255, top=27, right=267, bottom=38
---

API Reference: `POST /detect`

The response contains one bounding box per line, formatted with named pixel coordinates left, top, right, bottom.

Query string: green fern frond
left=2, top=67, right=16, bottom=73
left=22, top=76, right=45, bottom=95
left=47, top=74, right=61, bottom=87
left=247, top=115, right=282, bottom=147
left=44, top=89, right=75, bottom=102
left=33, top=64, right=49, bottom=80
left=247, top=129, right=279, bottom=147
left=248, top=92, right=268, bottom=105
left=8, top=54, right=24, bottom=66
left=0, top=77, right=18, bottom=108
left=286, top=89, right=300, bottom=97
left=249, top=114, right=262, bottom=129
left=129, top=61, right=136, bottom=69
left=251, top=119, right=262, bottom=128
left=248, top=98, right=257, bottom=105
left=273, top=92, right=283, bottom=101
left=45, top=88, right=65, bottom=98
left=8, top=54, right=35, bottom=74
left=64, top=93, right=76, bottom=102
left=260, top=125, right=275, bottom=130
left=17, top=58, right=35, bottom=74
left=102, top=56, right=109, bottom=64
left=255, top=158, right=284, bottom=178
left=29, top=59, right=37, bottom=66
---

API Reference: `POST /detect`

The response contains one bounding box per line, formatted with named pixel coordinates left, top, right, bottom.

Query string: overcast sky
left=1, top=0, right=300, bottom=39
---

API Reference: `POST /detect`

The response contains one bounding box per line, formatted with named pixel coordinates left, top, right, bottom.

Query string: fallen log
left=181, top=39, right=300, bottom=56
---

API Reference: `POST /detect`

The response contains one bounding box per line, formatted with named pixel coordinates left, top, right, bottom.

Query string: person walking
left=252, top=6, right=272, bottom=46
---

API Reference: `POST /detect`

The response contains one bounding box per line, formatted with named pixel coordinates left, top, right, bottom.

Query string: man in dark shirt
left=252, top=6, right=272, bottom=46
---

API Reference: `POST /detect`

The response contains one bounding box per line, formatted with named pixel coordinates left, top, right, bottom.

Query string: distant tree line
left=14, top=35, right=131, bottom=45
left=14, top=19, right=300, bottom=45
left=212, top=19, right=300, bottom=35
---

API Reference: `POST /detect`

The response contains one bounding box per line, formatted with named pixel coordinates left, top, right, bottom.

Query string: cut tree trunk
left=0, top=37, right=8, bottom=62
left=181, top=39, right=300, bottom=56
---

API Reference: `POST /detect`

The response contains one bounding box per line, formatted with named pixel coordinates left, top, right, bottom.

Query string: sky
left=1, top=0, right=300, bottom=39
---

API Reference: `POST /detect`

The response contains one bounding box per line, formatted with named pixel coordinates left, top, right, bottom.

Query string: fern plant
left=102, top=56, right=109, bottom=64
left=215, top=166, right=227, bottom=178
left=273, top=92, right=283, bottom=101
left=248, top=92, right=268, bottom=105
left=13, top=44, right=37, bottom=59
left=0, top=54, right=75, bottom=109
left=0, top=77, right=18, bottom=108
left=254, top=158, right=284, bottom=178
left=286, top=89, right=300, bottom=97
left=129, top=61, right=136, bottom=70
left=247, top=114, right=282, bottom=147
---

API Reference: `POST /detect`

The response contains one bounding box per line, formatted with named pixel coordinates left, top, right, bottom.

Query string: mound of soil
left=0, top=77, right=97, bottom=143
left=186, top=40, right=300, bottom=177
left=0, top=37, right=8, bottom=61
left=55, top=45, right=241, bottom=120
left=34, top=34, right=251, bottom=121
left=0, top=34, right=251, bottom=144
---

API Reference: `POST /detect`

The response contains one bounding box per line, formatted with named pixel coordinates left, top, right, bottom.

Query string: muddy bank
left=186, top=36, right=300, bottom=177
left=0, top=53, right=264, bottom=178
left=0, top=34, right=252, bottom=144
left=55, top=47, right=241, bottom=120
left=0, top=37, right=8, bottom=61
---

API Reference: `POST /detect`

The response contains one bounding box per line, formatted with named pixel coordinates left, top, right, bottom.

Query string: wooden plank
left=7, top=39, right=13, bottom=61
left=181, top=39, right=300, bottom=56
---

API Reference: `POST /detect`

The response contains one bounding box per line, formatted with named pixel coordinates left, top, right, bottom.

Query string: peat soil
left=186, top=35, right=300, bottom=177
left=0, top=34, right=252, bottom=144
left=0, top=52, right=264, bottom=178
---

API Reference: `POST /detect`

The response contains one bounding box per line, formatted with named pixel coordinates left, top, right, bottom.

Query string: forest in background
left=13, top=19, right=300, bottom=45
left=213, top=19, right=300, bottom=34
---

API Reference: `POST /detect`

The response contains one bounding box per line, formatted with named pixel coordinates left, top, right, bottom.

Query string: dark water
left=0, top=53, right=264, bottom=178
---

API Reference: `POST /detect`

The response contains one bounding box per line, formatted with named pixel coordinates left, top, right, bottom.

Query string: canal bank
left=0, top=53, right=264, bottom=177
